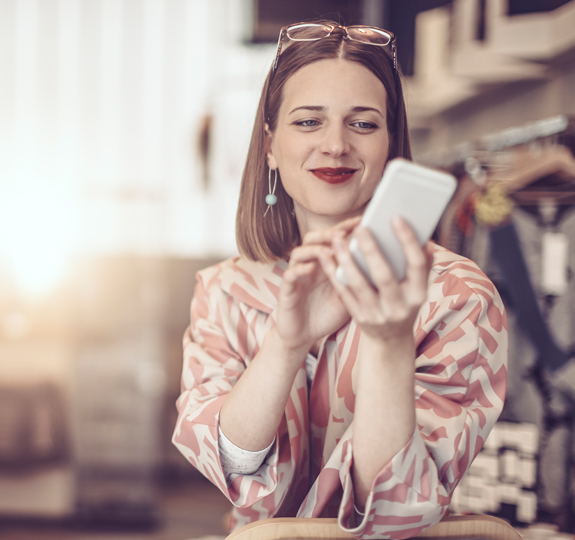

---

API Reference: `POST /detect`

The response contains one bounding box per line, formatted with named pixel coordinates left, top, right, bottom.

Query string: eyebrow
left=288, top=105, right=384, bottom=117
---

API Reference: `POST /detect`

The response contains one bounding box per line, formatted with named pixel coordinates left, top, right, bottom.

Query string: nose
left=319, top=123, right=351, bottom=158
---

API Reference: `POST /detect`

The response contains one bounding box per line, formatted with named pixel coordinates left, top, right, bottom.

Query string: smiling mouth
left=311, top=168, right=357, bottom=184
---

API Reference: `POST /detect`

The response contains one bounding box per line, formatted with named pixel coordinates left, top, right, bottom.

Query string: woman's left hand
left=320, top=217, right=433, bottom=344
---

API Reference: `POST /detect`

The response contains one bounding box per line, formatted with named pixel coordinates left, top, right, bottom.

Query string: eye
left=294, top=119, right=320, bottom=128
left=352, top=121, right=378, bottom=131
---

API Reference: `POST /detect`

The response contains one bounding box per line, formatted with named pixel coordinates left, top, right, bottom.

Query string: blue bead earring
left=264, top=168, right=278, bottom=217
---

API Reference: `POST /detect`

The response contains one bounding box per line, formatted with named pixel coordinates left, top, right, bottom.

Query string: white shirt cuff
left=218, top=425, right=275, bottom=481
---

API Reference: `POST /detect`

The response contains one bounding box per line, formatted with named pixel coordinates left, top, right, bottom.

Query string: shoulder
left=415, top=245, right=507, bottom=387
left=429, top=243, right=500, bottom=303
left=430, top=243, right=488, bottom=281
left=195, top=256, right=287, bottom=314
left=195, top=257, right=240, bottom=292
left=422, top=243, right=506, bottom=334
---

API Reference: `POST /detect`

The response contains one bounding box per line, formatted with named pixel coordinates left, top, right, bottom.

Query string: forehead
left=280, top=58, right=387, bottom=113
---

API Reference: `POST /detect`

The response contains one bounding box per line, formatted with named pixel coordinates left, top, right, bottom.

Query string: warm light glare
left=0, top=179, right=77, bottom=298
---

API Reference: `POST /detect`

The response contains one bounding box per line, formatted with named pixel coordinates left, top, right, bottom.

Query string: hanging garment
left=489, top=221, right=570, bottom=371
left=465, top=205, right=575, bottom=516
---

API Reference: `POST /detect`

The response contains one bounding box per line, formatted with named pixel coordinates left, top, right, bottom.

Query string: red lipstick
left=311, top=167, right=357, bottom=184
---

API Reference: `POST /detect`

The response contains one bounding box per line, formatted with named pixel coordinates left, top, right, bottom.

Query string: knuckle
left=302, top=230, right=315, bottom=242
left=302, top=233, right=320, bottom=247
left=374, top=274, right=394, bottom=289
left=290, top=245, right=304, bottom=258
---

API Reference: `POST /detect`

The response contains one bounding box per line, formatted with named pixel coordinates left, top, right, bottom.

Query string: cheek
left=272, top=134, right=291, bottom=164
left=365, top=137, right=390, bottom=166
left=275, top=136, right=315, bottom=170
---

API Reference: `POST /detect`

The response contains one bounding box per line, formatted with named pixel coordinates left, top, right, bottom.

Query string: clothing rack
left=417, top=114, right=575, bottom=174
left=427, top=114, right=575, bottom=532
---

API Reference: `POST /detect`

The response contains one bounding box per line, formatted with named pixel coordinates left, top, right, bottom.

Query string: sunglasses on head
left=272, top=23, right=397, bottom=73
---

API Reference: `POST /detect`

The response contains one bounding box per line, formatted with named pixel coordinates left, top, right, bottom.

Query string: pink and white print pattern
left=173, top=244, right=507, bottom=539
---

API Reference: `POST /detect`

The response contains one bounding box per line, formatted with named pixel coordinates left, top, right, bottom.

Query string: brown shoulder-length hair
left=236, top=21, right=412, bottom=263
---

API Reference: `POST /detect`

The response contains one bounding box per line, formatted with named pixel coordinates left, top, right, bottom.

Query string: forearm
left=219, top=327, right=309, bottom=451
left=352, top=333, right=416, bottom=509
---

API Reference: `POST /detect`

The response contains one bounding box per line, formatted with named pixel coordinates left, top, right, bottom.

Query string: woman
left=173, top=21, right=507, bottom=540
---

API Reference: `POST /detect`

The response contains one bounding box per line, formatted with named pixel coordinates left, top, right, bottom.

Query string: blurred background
left=0, top=0, right=574, bottom=539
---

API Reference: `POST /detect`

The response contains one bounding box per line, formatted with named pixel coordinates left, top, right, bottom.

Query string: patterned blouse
left=172, top=244, right=508, bottom=539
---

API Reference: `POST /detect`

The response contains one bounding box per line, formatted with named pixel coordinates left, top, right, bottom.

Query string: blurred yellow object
left=474, top=184, right=514, bottom=227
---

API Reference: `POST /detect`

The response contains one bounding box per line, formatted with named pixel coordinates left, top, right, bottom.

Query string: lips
left=311, top=167, right=357, bottom=184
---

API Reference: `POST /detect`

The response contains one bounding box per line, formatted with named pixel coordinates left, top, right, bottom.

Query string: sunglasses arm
left=273, top=28, right=286, bottom=71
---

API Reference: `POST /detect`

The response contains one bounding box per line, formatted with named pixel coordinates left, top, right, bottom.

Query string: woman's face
left=266, top=58, right=390, bottom=229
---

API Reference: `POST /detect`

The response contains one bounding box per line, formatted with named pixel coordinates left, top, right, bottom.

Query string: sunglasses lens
left=347, top=27, right=392, bottom=46
left=286, top=24, right=332, bottom=41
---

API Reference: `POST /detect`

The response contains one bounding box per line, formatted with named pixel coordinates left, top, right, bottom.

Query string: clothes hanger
left=496, top=145, right=575, bottom=205
left=469, top=145, right=575, bottom=226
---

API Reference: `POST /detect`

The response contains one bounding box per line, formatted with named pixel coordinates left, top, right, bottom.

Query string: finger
left=353, top=227, right=403, bottom=306
left=318, top=248, right=364, bottom=317
left=390, top=219, right=431, bottom=307
left=332, top=233, right=369, bottom=290
left=423, top=242, right=435, bottom=282
left=423, top=242, right=435, bottom=275
left=331, top=233, right=388, bottom=315
left=283, top=259, right=317, bottom=284
left=280, top=266, right=300, bottom=297
left=301, top=216, right=361, bottom=246
left=289, top=244, right=333, bottom=266
left=392, top=217, right=428, bottom=286
left=302, top=228, right=340, bottom=247
left=334, top=215, right=362, bottom=233
left=281, top=261, right=317, bottom=297
left=294, top=261, right=316, bottom=278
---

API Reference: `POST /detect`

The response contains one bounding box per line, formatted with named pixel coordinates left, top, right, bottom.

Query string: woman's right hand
left=219, top=217, right=360, bottom=451
left=275, top=217, right=361, bottom=354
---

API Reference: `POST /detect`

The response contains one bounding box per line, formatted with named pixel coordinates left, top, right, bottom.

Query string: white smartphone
left=335, top=158, right=457, bottom=285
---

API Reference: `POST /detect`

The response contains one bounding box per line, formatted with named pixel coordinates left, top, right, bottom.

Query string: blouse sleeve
left=337, top=264, right=508, bottom=539
left=172, top=273, right=281, bottom=504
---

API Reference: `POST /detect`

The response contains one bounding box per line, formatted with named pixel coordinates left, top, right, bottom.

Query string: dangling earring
left=264, top=168, right=278, bottom=217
